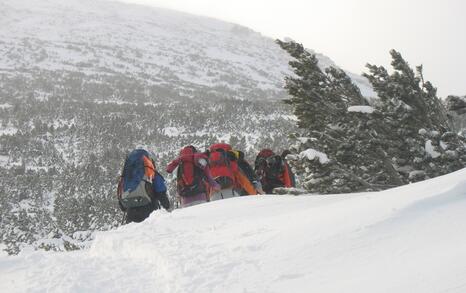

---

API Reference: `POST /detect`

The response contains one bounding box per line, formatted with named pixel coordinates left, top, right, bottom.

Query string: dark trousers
left=126, top=204, right=155, bottom=223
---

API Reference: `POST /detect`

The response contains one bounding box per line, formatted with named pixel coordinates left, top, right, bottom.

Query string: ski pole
left=121, top=212, right=127, bottom=225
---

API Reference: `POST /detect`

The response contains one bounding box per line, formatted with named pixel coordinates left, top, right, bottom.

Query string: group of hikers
left=117, top=143, right=295, bottom=223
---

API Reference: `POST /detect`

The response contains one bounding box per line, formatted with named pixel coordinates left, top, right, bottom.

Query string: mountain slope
left=0, top=0, right=289, bottom=100
left=0, top=0, right=377, bottom=254
left=0, top=0, right=374, bottom=101
left=0, top=0, right=302, bottom=253
left=1, top=168, right=466, bottom=292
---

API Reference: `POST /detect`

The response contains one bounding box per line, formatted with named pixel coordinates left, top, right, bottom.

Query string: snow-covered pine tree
left=446, top=95, right=466, bottom=115
left=364, top=50, right=466, bottom=181
left=277, top=40, right=395, bottom=193
left=446, top=95, right=466, bottom=135
left=278, top=40, right=466, bottom=193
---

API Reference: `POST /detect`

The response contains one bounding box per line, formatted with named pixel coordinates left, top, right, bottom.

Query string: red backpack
left=176, top=146, right=207, bottom=197
left=208, top=143, right=237, bottom=188
left=255, top=149, right=290, bottom=193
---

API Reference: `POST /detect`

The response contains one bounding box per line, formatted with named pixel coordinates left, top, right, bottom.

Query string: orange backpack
left=208, top=143, right=237, bottom=188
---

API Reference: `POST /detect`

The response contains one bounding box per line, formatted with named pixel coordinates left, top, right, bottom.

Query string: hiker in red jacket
left=167, top=145, right=220, bottom=208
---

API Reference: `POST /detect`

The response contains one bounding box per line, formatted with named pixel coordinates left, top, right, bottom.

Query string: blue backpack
left=117, top=149, right=156, bottom=209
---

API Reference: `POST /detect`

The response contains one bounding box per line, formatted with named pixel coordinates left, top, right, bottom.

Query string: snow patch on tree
left=299, top=149, right=329, bottom=164
left=347, top=105, right=374, bottom=114
left=425, top=140, right=441, bottom=158
left=0, top=103, right=12, bottom=109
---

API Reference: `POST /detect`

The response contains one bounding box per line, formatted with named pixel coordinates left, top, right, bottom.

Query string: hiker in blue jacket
left=123, top=173, right=170, bottom=223
left=117, top=149, right=170, bottom=223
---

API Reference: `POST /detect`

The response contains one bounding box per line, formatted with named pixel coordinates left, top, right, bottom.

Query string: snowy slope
left=1, top=168, right=466, bottom=292
left=0, top=0, right=375, bottom=100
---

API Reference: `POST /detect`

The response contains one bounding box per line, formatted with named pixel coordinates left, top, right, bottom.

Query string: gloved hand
left=155, top=192, right=171, bottom=211
left=166, top=158, right=181, bottom=173
left=253, top=181, right=265, bottom=195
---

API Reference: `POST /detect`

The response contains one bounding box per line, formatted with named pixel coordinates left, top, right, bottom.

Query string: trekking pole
left=121, top=212, right=127, bottom=225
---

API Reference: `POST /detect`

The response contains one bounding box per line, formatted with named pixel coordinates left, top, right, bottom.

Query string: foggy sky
left=119, top=0, right=466, bottom=98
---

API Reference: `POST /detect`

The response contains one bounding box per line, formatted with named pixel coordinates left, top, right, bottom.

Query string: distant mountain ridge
left=0, top=0, right=374, bottom=101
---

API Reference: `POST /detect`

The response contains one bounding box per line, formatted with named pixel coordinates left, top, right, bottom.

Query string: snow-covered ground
left=1, top=168, right=466, bottom=292
left=0, top=125, right=18, bottom=136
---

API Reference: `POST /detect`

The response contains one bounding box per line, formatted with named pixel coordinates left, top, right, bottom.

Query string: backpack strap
left=117, top=153, right=129, bottom=200
left=180, top=153, right=195, bottom=186
left=142, top=155, right=156, bottom=182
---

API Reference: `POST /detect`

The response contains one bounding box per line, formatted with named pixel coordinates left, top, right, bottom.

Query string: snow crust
left=2, top=168, right=466, bottom=292
left=162, top=126, right=184, bottom=137
left=0, top=126, right=18, bottom=136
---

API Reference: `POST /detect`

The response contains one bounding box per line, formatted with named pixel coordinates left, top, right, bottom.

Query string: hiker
left=232, top=150, right=264, bottom=195
left=166, top=145, right=220, bottom=208
left=254, top=149, right=295, bottom=194
left=117, top=149, right=170, bottom=223
left=208, top=143, right=259, bottom=200
left=208, top=143, right=241, bottom=200
left=280, top=150, right=296, bottom=187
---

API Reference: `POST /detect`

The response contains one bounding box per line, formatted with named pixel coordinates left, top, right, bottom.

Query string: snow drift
left=1, top=168, right=466, bottom=292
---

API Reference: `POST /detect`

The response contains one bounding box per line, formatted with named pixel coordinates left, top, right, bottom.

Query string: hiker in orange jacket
left=207, top=143, right=239, bottom=200
left=207, top=143, right=260, bottom=200
left=234, top=167, right=257, bottom=196
left=231, top=150, right=264, bottom=195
